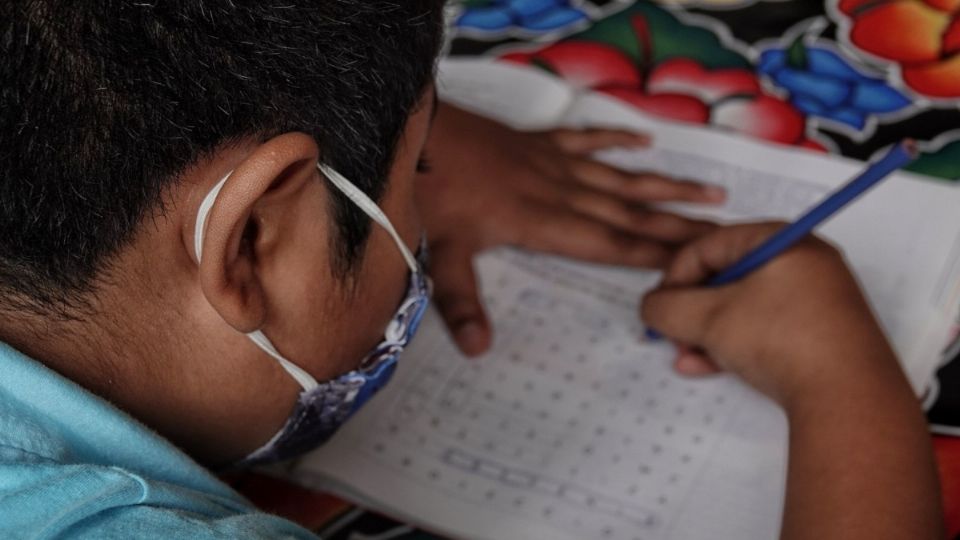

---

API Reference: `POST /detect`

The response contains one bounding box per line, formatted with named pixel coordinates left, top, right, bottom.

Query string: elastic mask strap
left=194, top=171, right=230, bottom=264
left=318, top=163, right=419, bottom=273
left=246, top=330, right=319, bottom=391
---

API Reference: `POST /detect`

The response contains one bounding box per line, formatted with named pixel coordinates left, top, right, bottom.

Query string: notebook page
left=437, top=59, right=576, bottom=130
left=287, top=59, right=960, bottom=540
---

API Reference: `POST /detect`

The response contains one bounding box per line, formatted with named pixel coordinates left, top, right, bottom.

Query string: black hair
left=0, top=1, right=445, bottom=315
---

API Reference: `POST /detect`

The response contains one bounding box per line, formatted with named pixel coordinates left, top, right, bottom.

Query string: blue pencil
left=645, top=140, right=918, bottom=341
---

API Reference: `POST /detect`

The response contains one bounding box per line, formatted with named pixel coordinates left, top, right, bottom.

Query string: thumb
left=429, top=243, right=492, bottom=357
left=640, top=286, right=727, bottom=346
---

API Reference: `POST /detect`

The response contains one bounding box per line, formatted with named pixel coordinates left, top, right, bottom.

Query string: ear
left=195, top=132, right=320, bottom=333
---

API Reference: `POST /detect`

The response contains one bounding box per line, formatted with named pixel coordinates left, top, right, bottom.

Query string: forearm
left=780, top=361, right=943, bottom=540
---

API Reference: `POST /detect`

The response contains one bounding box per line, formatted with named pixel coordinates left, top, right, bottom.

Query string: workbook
left=283, top=59, right=960, bottom=540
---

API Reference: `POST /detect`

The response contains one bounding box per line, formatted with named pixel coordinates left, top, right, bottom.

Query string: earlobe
left=195, top=132, right=320, bottom=333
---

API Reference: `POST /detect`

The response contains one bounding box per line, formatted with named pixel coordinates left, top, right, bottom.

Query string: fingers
left=661, top=222, right=786, bottom=287
left=640, top=286, right=728, bottom=345
left=565, top=189, right=715, bottom=243
left=514, top=204, right=675, bottom=268
left=569, top=160, right=726, bottom=205
left=548, top=127, right=650, bottom=154
left=428, top=241, right=492, bottom=357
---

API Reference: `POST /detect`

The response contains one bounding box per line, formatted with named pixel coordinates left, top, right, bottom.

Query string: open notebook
left=283, top=59, right=960, bottom=540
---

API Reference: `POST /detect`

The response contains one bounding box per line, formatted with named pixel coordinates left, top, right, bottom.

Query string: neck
left=0, top=297, right=127, bottom=398
left=0, top=288, right=291, bottom=466
left=0, top=258, right=284, bottom=465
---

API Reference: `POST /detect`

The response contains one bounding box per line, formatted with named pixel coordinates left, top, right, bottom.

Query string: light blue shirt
left=0, top=343, right=319, bottom=539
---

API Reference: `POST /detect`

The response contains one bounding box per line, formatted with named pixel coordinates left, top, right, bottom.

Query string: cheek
left=330, top=176, right=424, bottom=373
left=350, top=225, right=417, bottom=346
left=381, top=163, right=423, bottom=252
left=270, top=240, right=343, bottom=374
left=381, top=96, right=432, bottom=250
left=281, top=218, right=413, bottom=380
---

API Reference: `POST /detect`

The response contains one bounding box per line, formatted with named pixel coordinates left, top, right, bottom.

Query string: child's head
left=0, top=2, right=445, bottom=464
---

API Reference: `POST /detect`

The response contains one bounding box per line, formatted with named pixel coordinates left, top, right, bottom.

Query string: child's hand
left=641, top=223, right=945, bottom=539
left=641, top=222, right=904, bottom=407
left=418, top=102, right=724, bottom=356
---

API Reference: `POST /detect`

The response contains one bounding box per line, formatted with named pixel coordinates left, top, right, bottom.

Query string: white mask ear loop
left=245, top=331, right=319, bottom=391
left=193, top=172, right=230, bottom=264
left=318, top=163, right=419, bottom=274
left=194, top=170, right=319, bottom=392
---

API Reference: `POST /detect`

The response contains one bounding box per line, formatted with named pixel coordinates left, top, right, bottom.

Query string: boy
left=0, top=2, right=942, bottom=539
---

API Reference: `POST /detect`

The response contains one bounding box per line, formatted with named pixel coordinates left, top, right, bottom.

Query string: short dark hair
left=0, top=1, right=445, bottom=315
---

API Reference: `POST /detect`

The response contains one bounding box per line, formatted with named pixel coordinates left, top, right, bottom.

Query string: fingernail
left=702, top=185, right=726, bottom=203
left=675, top=355, right=703, bottom=376
left=675, top=354, right=718, bottom=377
left=456, top=322, right=488, bottom=358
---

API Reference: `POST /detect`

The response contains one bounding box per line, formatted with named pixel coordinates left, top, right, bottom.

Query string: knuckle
left=792, top=235, right=843, bottom=264
left=565, top=188, right=595, bottom=212
left=641, top=212, right=703, bottom=236
left=700, top=307, right=726, bottom=345
left=629, top=241, right=672, bottom=267
left=549, top=128, right=577, bottom=146
left=569, top=159, right=597, bottom=179
left=630, top=173, right=666, bottom=189
left=750, top=221, right=788, bottom=236
left=690, top=218, right=718, bottom=235
left=766, top=237, right=844, bottom=279
left=807, top=234, right=843, bottom=258
left=631, top=211, right=667, bottom=231
left=605, top=229, right=639, bottom=256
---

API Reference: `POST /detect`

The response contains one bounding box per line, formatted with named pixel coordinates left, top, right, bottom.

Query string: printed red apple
left=501, top=41, right=813, bottom=147
left=647, top=59, right=761, bottom=104
left=713, top=95, right=807, bottom=145
left=839, top=0, right=960, bottom=96
left=501, top=41, right=643, bottom=89
left=595, top=86, right=710, bottom=124
left=797, top=138, right=829, bottom=152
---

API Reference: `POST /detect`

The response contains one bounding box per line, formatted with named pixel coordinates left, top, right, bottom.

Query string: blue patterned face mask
left=194, top=163, right=431, bottom=467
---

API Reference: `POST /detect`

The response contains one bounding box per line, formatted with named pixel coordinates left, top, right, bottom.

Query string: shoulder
left=0, top=443, right=318, bottom=539
left=0, top=344, right=318, bottom=540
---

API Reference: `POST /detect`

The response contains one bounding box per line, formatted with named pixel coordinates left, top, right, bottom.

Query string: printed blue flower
left=758, top=44, right=911, bottom=131
left=512, top=0, right=560, bottom=18
left=456, top=0, right=588, bottom=34
left=458, top=7, right=513, bottom=30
